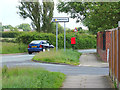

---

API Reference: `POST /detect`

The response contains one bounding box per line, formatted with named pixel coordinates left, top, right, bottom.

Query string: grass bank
left=33, top=49, right=81, bottom=65
left=0, top=42, right=27, bottom=54
left=2, top=66, right=66, bottom=88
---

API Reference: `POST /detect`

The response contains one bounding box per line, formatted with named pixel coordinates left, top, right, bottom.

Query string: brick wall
left=97, top=31, right=111, bottom=62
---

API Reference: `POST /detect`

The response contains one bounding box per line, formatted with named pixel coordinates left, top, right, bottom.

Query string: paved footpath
left=61, top=53, right=114, bottom=88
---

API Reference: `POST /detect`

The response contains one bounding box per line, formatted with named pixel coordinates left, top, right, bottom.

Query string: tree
left=17, top=23, right=31, bottom=31
left=77, top=27, right=82, bottom=31
left=51, top=23, right=64, bottom=34
left=18, top=1, right=54, bottom=33
left=18, top=1, right=41, bottom=32
left=57, top=2, right=120, bottom=34
left=0, top=23, right=2, bottom=31
left=42, top=2, right=54, bottom=33
left=2, top=25, right=14, bottom=31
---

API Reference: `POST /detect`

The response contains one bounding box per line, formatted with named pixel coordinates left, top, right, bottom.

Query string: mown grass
left=0, top=42, right=27, bottom=54
left=2, top=66, right=66, bottom=88
left=33, top=49, right=81, bottom=65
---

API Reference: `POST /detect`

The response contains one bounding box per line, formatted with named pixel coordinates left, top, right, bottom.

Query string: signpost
left=52, top=17, right=69, bottom=22
left=73, top=27, right=78, bottom=32
left=52, top=17, right=69, bottom=51
left=73, top=27, right=78, bottom=39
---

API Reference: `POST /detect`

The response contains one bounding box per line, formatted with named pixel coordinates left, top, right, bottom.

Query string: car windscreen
left=42, top=41, right=47, bottom=44
left=30, top=41, right=41, bottom=44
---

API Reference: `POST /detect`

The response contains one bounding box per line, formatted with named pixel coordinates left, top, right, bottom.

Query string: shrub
left=16, top=32, right=96, bottom=49
left=16, top=32, right=56, bottom=46
left=0, top=31, right=23, bottom=38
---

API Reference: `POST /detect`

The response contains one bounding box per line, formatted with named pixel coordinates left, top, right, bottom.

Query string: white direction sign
left=52, top=17, right=69, bottom=22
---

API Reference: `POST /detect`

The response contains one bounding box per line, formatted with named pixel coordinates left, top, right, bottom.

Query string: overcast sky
left=0, top=0, right=87, bottom=30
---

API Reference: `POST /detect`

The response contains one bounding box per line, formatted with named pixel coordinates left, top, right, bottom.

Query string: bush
left=0, top=31, right=23, bottom=38
left=16, top=32, right=56, bottom=46
left=58, top=32, right=96, bottom=49
left=16, top=32, right=96, bottom=49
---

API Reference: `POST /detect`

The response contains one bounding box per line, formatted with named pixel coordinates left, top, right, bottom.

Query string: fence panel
left=112, top=31, right=114, bottom=80
left=97, top=27, right=120, bottom=88
left=118, top=30, right=120, bottom=83
left=114, top=30, right=118, bottom=81
left=109, top=35, right=112, bottom=76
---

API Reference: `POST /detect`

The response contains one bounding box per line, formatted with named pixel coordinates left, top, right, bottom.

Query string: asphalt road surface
left=1, top=49, right=109, bottom=76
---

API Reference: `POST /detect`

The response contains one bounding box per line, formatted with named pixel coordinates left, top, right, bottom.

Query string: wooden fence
left=109, top=27, right=120, bottom=88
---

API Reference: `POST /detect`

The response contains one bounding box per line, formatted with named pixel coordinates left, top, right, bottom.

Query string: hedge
left=16, top=32, right=96, bottom=49
left=0, top=31, right=23, bottom=38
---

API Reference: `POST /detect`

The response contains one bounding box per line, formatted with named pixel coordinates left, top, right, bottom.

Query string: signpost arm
left=56, top=22, right=58, bottom=51
left=64, top=22, right=66, bottom=51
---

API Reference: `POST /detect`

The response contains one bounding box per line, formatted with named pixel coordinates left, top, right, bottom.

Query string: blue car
left=28, top=40, right=54, bottom=54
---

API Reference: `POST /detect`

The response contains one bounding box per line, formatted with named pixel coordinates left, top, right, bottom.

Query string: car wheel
left=47, top=48, right=50, bottom=51
left=43, top=49, right=45, bottom=52
left=28, top=52, right=32, bottom=54
left=42, top=46, right=46, bottom=52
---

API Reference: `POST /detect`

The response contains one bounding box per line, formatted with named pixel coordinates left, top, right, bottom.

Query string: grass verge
left=0, top=42, right=27, bottom=54
left=2, top=66, right=66, bottom=88
left=33, top=49, right=81, bottom=65
left=0, top=38, right=16, bottom=43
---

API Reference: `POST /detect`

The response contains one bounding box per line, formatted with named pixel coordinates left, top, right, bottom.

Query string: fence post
left=111, top=31, right=113, bottom=79
left=117, top=29, right=119, bottom=88
left=112, top=31, right=115, bottom=82
left=118, top=21, right=120, bottom=89
left=114, top=30, right=118, bottom=87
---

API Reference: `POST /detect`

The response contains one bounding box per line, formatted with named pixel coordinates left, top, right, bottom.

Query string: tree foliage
left=51, top=23, right=64, bottom=34
left=57, top=2, right=120, bottom=34
left=42, top=2, right=54, bottom=33
left=17, top=23, right=31, bottom=31
left=2, top=25, right=14, bottom=31
left=18, top=1, right=54, bottom=32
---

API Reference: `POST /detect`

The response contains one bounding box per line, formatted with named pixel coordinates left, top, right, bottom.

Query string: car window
left=30, top=41, right=41, bottom=44
left=42, top=41, right=47, bottom=44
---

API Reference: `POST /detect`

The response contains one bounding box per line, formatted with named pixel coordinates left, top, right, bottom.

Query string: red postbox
left=71, top=37, right=76, bottom=44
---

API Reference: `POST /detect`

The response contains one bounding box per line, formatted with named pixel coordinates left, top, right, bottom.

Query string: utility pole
left=64, top=22, right=66, bottom=51
left=56, top=22, right=58, bottom=51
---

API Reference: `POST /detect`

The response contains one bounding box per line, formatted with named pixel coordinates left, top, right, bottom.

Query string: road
left=1, top=49, right=109, bottom=76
